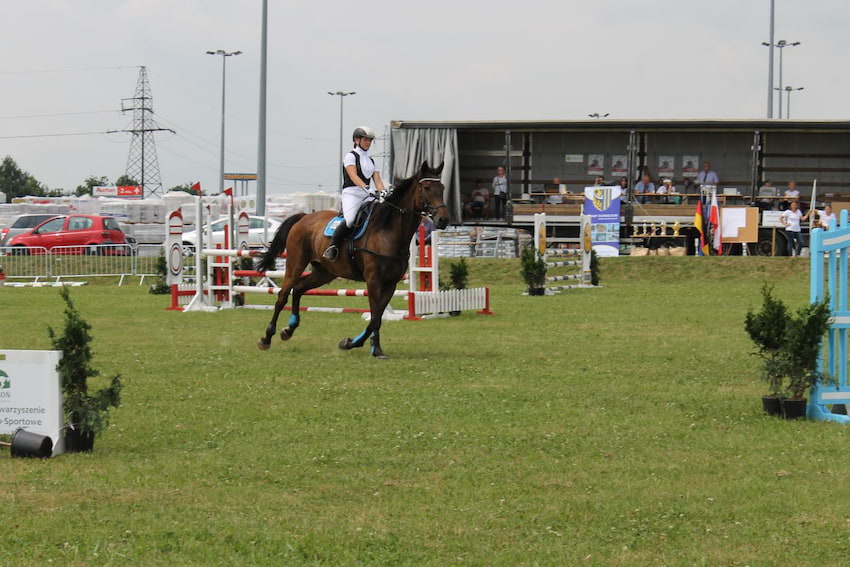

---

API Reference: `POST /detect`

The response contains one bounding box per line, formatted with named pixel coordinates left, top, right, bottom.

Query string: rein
left=381, top=177, right=447, bottom=218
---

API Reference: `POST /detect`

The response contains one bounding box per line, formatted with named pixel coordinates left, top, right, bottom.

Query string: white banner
left=0, top=350, right=64, bottom=455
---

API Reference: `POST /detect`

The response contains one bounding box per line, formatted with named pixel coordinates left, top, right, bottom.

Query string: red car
left=6, top=215, right=132, bottom=255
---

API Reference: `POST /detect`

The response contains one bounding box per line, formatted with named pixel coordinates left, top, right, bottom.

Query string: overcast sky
left=2, top=0, right=849, bottom=196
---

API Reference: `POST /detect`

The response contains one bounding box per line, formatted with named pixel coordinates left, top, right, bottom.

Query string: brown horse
left=256, top=161, right=449, bottom=358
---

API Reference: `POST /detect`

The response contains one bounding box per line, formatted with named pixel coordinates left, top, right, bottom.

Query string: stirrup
left=323, top=245, right=339, bottom=260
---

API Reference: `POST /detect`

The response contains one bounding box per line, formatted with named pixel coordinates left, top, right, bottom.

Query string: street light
left=206, top=49, right=242, bottom=195
left=782, top=86, right=804, bottom=119
left=762, top=40, right=800, bottom=118
left=588, top=113, right=609, bottom=119
left=328, top=91, right=356, bottom=189
left=763, top=0, right=775, bottom=118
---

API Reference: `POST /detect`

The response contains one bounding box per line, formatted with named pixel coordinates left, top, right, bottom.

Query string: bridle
left=382, top=176, right=448, bottom=218
left=416, top=177, right=448, bottom=218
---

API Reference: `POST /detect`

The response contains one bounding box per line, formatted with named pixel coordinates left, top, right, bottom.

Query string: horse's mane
left=372, top=171, right=420, bottom=230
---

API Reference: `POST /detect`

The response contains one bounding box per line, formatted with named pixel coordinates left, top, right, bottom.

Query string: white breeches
left=341, top=186, right=374, bottom=226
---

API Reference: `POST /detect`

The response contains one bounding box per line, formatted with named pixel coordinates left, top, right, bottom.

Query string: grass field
left=1, top=257, right=849, bottom=566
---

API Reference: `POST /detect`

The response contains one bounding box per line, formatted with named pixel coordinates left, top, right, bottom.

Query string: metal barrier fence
left=0, top=244, right=162, bottom=284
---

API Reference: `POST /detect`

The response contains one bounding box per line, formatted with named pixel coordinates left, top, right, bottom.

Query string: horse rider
left=323, top=126, right=386, bottom=260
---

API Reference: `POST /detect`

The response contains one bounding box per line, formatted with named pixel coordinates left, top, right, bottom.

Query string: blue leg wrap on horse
left=353, top=329, right=371, bottom=343
left=288, top=314, right=299, bottom=327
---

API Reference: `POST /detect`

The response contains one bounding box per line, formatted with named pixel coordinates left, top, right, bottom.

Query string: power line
left=0, top=65, right=138, bottom=75
left=0, top=131, right=107, bottom=140
left=0, top=110, right=120, bottom=120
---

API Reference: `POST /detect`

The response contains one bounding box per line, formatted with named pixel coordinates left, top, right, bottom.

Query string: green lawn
left=1, top=257, right=847, bottom=566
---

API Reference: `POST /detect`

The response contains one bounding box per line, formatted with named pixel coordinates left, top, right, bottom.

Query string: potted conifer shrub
left=48, top=288, right=122, bottom=452
left=744, top=284, right=789, bottom=416
left=779, top=300, right=832, bottom=419
left=520, top=246, right=547, bottom=296
left=744, top=285, right=832, bottom=419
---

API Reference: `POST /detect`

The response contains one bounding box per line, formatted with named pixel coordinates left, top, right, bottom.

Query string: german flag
left=695, top=201, right=708, bottom=256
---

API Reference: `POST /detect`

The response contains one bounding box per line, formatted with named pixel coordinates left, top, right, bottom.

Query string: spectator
left=780, top=180, right=800, bottom=210
left=465, top=181, right=489, bottom=219
left=634, top=173, right=655, bottom=204
left=616, top=177, right=629, bottom=201
left=656, top=178, right=674, bottom=204
left=758, top=180, right=778, bottom=210
left=696, top=161, right=719, bottom=185
left=680, top=177, right=695, bottom=194
left=593, top=176, right=607, bottom=186
left=816, top=204, right=837, bottom=231
left=417, top=215, right=435, bottom=245
left=780, top=200, right=810, bottom=257
left=492, top=166, right=508, bottom=219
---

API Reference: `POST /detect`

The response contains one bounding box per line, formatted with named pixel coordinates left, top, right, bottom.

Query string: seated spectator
left=464, top=181, right=490, bottom=219
left=780, top=180, right=800, bottom=210
left=634, top=173, right=655, bottom=204
left=656, top=178, right=674, bottom=204
left=593, top=176, right=607, bottom=186
left=616, top=177, right=629, bottom=201
left=758, top=180, right=778, bottom=210
left=680, top=177, right=695, bottom=194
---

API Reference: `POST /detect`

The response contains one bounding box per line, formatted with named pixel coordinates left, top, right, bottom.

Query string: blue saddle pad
left=323, top=209, right=370, bottom=240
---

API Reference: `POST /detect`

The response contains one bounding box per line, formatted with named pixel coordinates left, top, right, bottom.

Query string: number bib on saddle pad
left=323, top=207, right=372, bottom=240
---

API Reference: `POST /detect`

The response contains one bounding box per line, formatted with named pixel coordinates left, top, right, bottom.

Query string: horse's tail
left=258, top=213, right=306, bottom=272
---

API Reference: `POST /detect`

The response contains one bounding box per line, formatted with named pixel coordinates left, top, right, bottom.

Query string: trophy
left=660, top=221, right=668, bottom=235
left=641, top=222, right=648, bottom=236
left=650, top=222, right=657, bottom=236
left=632, top=224, right=639, bottom=237
left=673, top=221, right=681, bottom=236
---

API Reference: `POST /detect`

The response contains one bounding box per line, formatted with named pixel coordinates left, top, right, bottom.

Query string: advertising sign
left=92, top=186, right=143, bottom=199
left=584, top=186, right=621, bottom=257
left=657, top=156, right=675, bottom=179
left=587, top=154, right=604, bottom=176
left=0, top=350, right=64, bottom=455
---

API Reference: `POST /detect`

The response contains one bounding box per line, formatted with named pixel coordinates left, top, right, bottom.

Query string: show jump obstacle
left=164, top=199, right=493, bottom=319
left=533, top=212, right=592, bottom=293
left=808, top=208, right=850, bottom=423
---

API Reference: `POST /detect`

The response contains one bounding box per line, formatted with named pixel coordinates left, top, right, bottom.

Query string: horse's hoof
left=280, top=328, right=292, bottom=341
left=258, top=339, right=270, bottom=351
left=373, top=353, right=388, bottom=360
left=339, top=338, right=353, bottom=350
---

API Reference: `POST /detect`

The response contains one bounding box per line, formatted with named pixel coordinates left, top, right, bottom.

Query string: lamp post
left=762, top=40, right=800, bottom=118
left=328, top=91, right=356, bottom=189
left=206, top=49, right=242, bottom=195
left=782, top=86, right=804, bottom=119
left=763, top=0, right=775, bottom=118
left=588, top=113, right=609, bottom=119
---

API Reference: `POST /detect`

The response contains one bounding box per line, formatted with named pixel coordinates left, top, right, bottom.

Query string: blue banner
left=583, top=186, right=621, bottom=257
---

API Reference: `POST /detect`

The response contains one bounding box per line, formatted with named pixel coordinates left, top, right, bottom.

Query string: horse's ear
left=420, top=161, right=430, bottom=174
left=434, top=162, right=444, bottom=176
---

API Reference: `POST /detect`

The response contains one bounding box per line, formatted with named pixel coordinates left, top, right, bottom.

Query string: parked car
left=0, top=213, right=60, bottom=246
left=182, top=215, right=283, bottom=251
left=6, top=214, right=133, bottom=255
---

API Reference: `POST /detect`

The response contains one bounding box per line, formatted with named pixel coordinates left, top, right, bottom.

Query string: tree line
left=0, top=155, right=200, bottom=200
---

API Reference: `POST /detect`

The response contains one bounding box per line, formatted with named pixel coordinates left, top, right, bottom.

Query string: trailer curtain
left=390, top=127, right=462, bottom=224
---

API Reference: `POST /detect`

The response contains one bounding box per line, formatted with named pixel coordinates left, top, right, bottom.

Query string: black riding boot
left=323, top=221, right=352, bottom=260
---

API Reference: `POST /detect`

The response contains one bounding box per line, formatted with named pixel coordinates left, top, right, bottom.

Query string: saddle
left=323, top=201, right=374, bottom=240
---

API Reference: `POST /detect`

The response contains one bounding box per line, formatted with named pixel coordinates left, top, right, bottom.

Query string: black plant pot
left=528, top=287, right=546, bottom=296
left=762, top=396, right=782, bottom=417
left=64, top=429, right=95, bottom=453
left=9, top=429, right=54, bottom=458
left=781, top=398, right=808, bottom=420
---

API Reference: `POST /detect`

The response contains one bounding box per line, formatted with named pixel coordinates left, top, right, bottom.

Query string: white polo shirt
left=343, top=146, right=378, bottom=188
